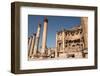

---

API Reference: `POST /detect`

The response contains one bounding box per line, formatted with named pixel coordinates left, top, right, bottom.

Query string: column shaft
left=28, top=36, right=32, bottom=57
left=41, top=18, right=48, bottom=54
left=33, top=24, right=41, bottom=56
left=29, top=34, right=36, bottom=58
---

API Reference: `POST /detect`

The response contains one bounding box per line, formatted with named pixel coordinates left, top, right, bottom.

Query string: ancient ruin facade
left=56, top=25, right=88, bottom=58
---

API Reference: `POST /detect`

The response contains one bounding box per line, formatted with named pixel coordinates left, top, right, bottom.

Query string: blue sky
left=28, top=15, right=81, bottom=48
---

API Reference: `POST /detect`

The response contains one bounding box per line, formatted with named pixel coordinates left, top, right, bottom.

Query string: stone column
left=28, top=36, right=32, bottom=57
left=28, top=34, right=36, bottom=58
left=41, top=17, right=48, bottom=55
left=33, top=24, right=41, bottom=56
left=81, top=17, right=88, bottom=49
left=62, top=30, right=65, bottom=53
left=55, top=33, right=58, bottom=58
